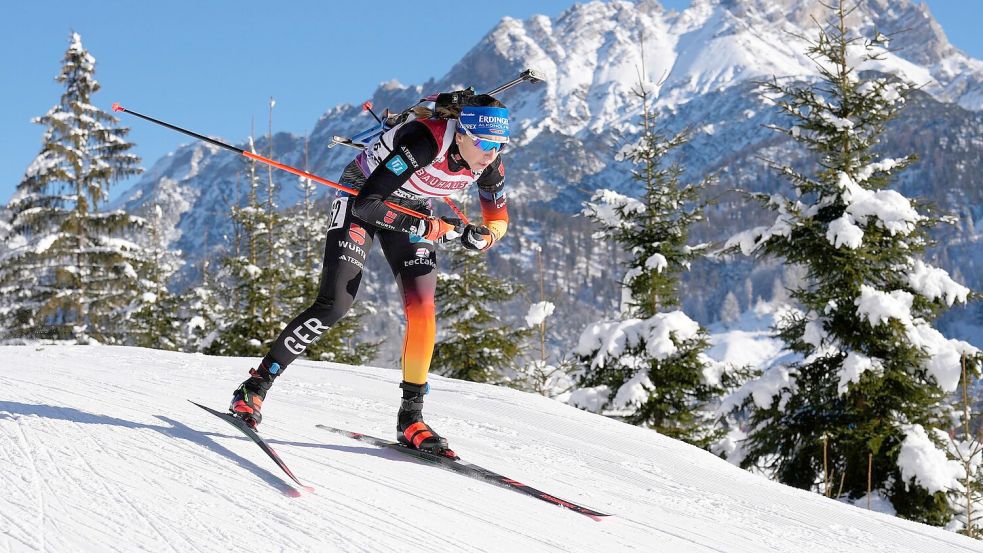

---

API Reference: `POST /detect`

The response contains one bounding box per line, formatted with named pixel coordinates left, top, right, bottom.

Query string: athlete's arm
left=350, top=121, right=438, bottom=234
left=474, top=156, right=509, bottom=248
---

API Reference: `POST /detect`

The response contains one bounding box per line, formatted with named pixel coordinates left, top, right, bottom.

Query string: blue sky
left=0, top=0, right=978, bottom=204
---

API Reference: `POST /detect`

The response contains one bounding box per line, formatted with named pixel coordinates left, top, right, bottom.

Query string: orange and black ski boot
left=229, top=360, right=282, bottom=430
left=396, top=381, right=457, bottom=459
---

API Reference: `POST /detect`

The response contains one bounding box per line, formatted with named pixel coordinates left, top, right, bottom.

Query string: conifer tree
left=432, top=243, right=530, bottom=384
left=943, top=354, right=983, bottom=539
left=206, top=137, right=286, bottom=356
left=723, top=1, right=978, bottom=525
left=127, top=205, right=183, bottom=350
left=571, top=62, right=724, bottom=448
left=0, top=33, right=143, bottom=343
left=508, top=244, right=576, bottom=398
left=181, top=255, right=228, bottom=352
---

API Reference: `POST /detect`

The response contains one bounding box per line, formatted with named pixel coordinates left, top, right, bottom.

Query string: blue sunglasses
left=457, top=123, right=507, bottom=152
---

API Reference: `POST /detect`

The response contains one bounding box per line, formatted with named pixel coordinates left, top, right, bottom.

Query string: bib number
left=328, top=196, right=349, bottom=230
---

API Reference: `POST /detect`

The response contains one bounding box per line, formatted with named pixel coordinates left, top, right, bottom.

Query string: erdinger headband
left=457, top=106, right=510, bottom=142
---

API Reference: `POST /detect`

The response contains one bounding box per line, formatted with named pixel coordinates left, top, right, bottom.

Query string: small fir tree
left=507, top=244, right=577, bottom=398
left=943, top=353, right=983, bottom=538
left=127, top=205, right=183, bottom=350
left=181, top=255, right=228, bottom=352
left=722, top=1, right=978, bottom=525
left=207, top=137, right=288, bottom=356
left=0, top=33, right=143, bottom=343
left=571, top=63, right=725, bottom=448
left=432, top=243, right=530, bottom=384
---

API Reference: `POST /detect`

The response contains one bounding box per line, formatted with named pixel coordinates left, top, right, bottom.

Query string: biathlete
left=228, top=93, right=511, bottom=458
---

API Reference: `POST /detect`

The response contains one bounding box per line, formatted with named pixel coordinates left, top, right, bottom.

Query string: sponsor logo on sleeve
left=384, top=210, right=397, bottom=225
left=348, top=223, right=366, bottom=246
left=399, top=146, right=420, bottom=169
left=385, top=155, right=409, bottom=176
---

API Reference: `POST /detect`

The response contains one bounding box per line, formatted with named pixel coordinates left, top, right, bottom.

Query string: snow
left=854, top=285, right=914, bottom=327
left=644, top=252, right=668, bottom=273
left=826, top=214, right=864, bottom=249
left=582, top=189, right=646, bottom=231
left=853, top=285, right=978, bottom=392
left=1, top=345, right=977, bottom=552
left=837, top=352, right=884, bottom=395
left=611, top=370, right=654, bottom=411
left=835, top=172, right=922, bottom=236
left=907, top=259, right=971, bottom=307
left=574, top=311, right=702, bottom=369
left=898, top=424, right=965, bottom=495
left=525, top=301, right=555, bottom=327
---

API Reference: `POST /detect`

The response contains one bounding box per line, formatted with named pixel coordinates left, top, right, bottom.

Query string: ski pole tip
left=112, top=102, right=124, bottom=112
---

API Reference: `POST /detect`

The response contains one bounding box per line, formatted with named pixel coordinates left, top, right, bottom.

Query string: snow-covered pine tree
left=507, top=244, right=576, bottom=398
left=432, top=242, right=530, bottom=384
left=571, top=61, right=725, bottom=449
left=941, top=354, right=983, bottom=538
left=720, top=291, right=741, bottom=326
left=181, top=255, right=227, bottom=352
left=127, top=205, right=183, bottom=350
left=723, top=1, right=979, bottom=525
left=206, top=134, right=289, bottom=356
left=0, top=33, right=143, bottom=343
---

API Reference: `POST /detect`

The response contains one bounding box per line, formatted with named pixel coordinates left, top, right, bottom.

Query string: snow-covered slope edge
left=1, top=345, right=975, bottom=552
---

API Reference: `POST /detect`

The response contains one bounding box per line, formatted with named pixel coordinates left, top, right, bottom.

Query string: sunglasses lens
left=477, top=139, right=502, bottom=152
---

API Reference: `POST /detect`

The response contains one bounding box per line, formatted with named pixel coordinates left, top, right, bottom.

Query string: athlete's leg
left=379, top=232, right=438, bottom=385
left=230, top=195, right=374, bottom=426
left=379, top=231, right=452, bottom=455
left=262, top=195, right=375, bottom=369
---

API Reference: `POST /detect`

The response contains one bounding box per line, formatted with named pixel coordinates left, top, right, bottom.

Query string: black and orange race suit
left=261, top=118, right=509, bottom=384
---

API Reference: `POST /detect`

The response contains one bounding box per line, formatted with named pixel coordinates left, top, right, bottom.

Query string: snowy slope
left=2, top=346, right=977, bottom=552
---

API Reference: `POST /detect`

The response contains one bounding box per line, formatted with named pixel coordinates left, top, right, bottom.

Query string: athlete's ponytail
left=410, top=92, right=506, bottom=121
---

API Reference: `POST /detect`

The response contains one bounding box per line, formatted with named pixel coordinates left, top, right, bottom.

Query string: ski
left=316, top=424, right=609, bottom=520
left=190, top=401, right=313, bottom=492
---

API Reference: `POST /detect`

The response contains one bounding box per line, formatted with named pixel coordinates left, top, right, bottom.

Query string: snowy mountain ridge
left=109, top=0, right=983, bottom=348
left=113, top=0, right=983, bottom=251
left=3, top=345, right=979, bottom=552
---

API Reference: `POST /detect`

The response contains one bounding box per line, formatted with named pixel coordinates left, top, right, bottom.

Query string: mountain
left=111, top=0, right=983, bottom=349
left=2, top=344, right=979, bottom=552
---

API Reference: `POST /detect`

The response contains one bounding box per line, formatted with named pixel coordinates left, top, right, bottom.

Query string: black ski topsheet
left=190, top=401, right=313, bottom=492
left=316, top=424, right=609, bottom=520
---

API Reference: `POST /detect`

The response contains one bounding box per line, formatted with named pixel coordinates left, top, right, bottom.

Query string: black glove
left=460, top=224, right=493, bottom=251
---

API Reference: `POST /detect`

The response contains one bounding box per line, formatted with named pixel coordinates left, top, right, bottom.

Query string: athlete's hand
left=418, top=216, right=462, bottom=242
left=460, top=224, right=494, bottom=251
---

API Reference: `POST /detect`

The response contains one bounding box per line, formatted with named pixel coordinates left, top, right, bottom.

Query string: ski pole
left=112, top=102, right=434, bottom=222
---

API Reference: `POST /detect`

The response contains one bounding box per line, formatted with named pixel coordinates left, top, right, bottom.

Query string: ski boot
left=396, top=381, right=457, bottom=459
left=229, top=360, right=283, bottom=430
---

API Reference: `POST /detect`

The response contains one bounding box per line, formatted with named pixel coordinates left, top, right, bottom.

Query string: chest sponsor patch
left=385, top=155, right=409, bottom=176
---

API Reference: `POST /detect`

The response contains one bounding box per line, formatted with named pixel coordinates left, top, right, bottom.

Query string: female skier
left=229, top=94, right=510, bottom=458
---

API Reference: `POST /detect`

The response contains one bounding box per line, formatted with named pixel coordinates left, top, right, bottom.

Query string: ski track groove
left=273, top=442, right=494, bottom=553
left=19, top=380, right=215, bottom=552
left=281, top=426, right=569, bottom=553
left=54, top=421, right=179, bottom=553
left=263, top=426, right=508, bottom=552
left=63, top=419, right=188, bottom=553
left=19, top=411, right=61, bottom=553
left=0, top=416, right=45, bottom=551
